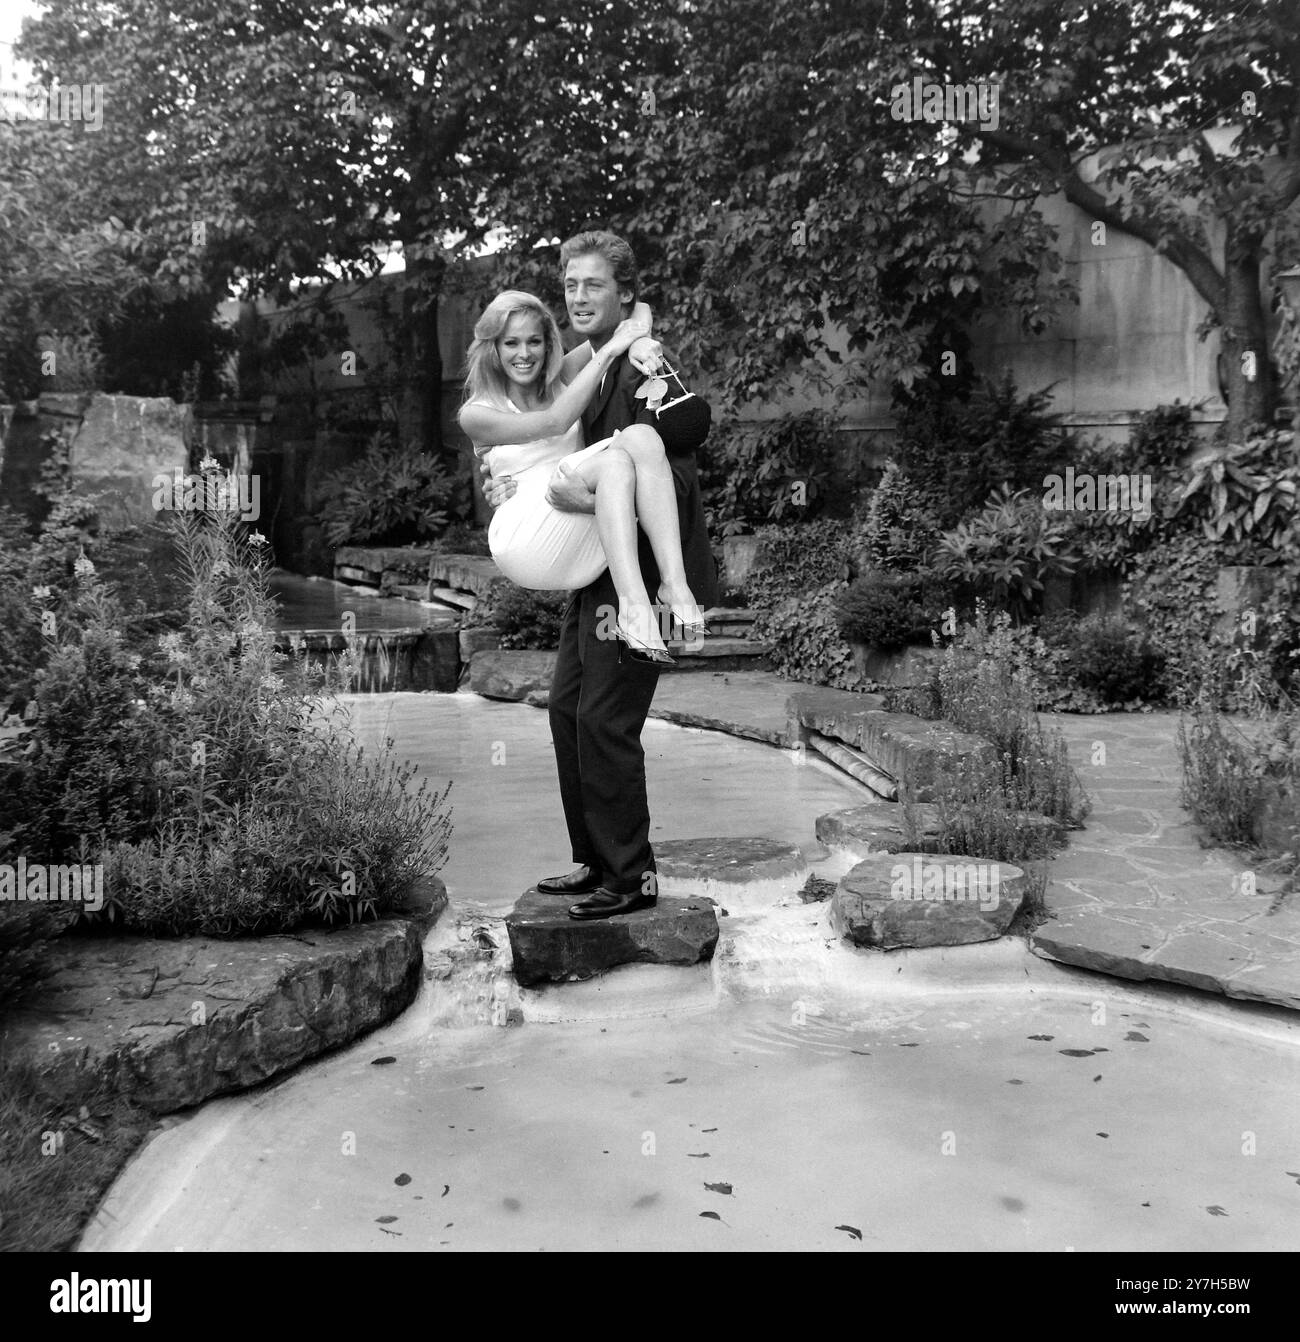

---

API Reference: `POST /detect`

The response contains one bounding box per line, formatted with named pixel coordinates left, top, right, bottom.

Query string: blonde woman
left=458, top=290, right=705, bottom=663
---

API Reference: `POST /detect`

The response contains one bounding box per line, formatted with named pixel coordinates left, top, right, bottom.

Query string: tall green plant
left=316, top=431, right=456, bottom=548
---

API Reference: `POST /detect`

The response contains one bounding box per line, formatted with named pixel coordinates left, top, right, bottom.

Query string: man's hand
left=546, top=459, right=596, bottom=514
left=480, top=458, right=517, bottom=510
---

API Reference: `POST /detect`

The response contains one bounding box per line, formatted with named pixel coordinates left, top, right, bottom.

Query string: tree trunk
left=1220, top=222, right=1276, bottom=442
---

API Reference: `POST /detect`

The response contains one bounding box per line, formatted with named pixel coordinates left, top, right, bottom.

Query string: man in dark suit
left=482, top=229, right=718, bottom=920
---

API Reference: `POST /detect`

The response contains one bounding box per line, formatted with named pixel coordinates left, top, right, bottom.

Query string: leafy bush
left=1173, top=429, right=1299, bottom=556
left=889, top=606, right=1089, bottom=828
left=699, top=410, right=838, bottom=537
left=834, top=569, right=944, bottom=650
left=37, top=332, right=105, bottom=392
left=932, top=483, right=1080, bottom=623
left=316, top=430, right=456, bottom=548
left=902, top=760, right=1063, bottom=865
left=892, top=373, right=1076, bottom=528
left=432, top=523, right=492, bottom=556
left=855, top=460, right=942, bottom=573
left=474, top=583, right=569, bottom=650
left=1176, top=708, right=1280, bottom=851
left=746, top=518, right=865, bottom=688
left=3, top=462, right=454, bottom=935
left=1062, top=613, right=1167, bottom=706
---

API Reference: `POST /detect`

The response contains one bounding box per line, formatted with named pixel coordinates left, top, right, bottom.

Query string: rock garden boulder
left=831, top=852, right=1026, bottom=949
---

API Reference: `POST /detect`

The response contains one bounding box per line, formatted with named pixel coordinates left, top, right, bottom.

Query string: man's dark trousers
left=546, top=352, right=717, bottom=897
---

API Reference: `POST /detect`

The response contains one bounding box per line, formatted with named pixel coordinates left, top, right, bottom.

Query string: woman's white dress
left=473, top=395, right=617, bottom=591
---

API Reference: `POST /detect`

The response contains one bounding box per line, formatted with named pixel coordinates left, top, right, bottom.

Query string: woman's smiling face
left=497, top=312, right=546, bottom=389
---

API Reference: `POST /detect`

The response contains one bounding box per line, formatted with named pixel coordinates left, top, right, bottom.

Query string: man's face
left=563, top=252, right=631, bottom=342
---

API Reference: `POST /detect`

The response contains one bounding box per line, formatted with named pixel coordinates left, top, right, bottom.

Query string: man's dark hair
left=559, top=229, right=639, bottom=309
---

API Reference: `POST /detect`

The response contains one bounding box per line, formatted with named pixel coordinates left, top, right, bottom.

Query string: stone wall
left=0, top=393, right=189, bottom=530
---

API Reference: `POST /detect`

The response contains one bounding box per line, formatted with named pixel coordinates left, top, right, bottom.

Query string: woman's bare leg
left=569, top=446, right=666, bottom=652
left=609, top=424, right=703, bottom=635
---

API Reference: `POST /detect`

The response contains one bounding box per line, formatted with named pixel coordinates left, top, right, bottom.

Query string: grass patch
left=0, top=1051, right=155, bottom=1252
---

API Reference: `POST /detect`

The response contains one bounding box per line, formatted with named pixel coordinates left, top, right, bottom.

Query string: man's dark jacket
left=579, top=352, right=719, bottom=607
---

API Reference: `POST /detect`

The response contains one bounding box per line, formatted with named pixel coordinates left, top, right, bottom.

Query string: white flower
left=73, top=552, right=96, bottom=579
left=159, top=632, right=187, bottom=662
left=248, top=530, right=268, bottom=546
left=31, top=585, right=51, bottom=601
left=199, top=452, right=221, bottom=473
left=125, top=653, right=142, bottom=672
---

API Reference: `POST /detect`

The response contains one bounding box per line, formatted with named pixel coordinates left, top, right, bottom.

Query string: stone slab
left=1, top=878, right=446, bottom=1114
left=505, top=889, right=719, bottom=987
left=816, top=802, right=948, bottom=855
left=653, top=836, right=805, bottom=884
left=832, top=852, right=1026, bottom=949
left=428, top=554, right=509, bottom=599
left=787, top=689, right=993, bottom=801
left=647, top=671, right=801, bottom=746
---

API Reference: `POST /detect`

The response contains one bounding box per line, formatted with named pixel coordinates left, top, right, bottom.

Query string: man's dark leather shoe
left=537, top=865, right=602, bottom=896
left=568, top=887, right=658, bottom=920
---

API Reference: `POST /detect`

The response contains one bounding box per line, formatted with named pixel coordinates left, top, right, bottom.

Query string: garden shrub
left=1058, top=612, right=1167, bottom=707
left=432, top=522, right=492, bottom=556
left=891, top=373, right=1077, bottom=529
left=316, top=430, right=457, bottom=548
left=1178, top=705, right=1299, bottom=895
left=932, top=483, right=1080, bottom=623
left=4, top=460, right=454, bottom=935
left=834, top=569, right=943, bottom=650
left=855, top=461, right=942, bottom=573
left=1176, top=708, right=1280, bottom=851
left=889, top=606, right=1089, bottom=828
left=699, top=410, right=838, bottom=537
left=746, top=517, right=866, bottom=689
left=475, top=584, right=569, bottom=650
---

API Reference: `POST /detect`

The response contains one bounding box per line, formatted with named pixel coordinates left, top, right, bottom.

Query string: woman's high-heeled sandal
left=615, top=616, right=675, bottom=666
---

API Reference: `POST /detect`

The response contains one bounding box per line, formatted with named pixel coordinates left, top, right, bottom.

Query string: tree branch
left=980, top=126, right=1227, bottom=314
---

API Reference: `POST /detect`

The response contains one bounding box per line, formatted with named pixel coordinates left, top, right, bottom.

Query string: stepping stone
left=817, top=802, right=1066, bottom=860
left=831, top=852, right=1026, bottom=949
left=817, top=802, right=948, bottom=856
left=505, top=890, right=718, bottom=987
left=654, top=837, right=808, bottom=911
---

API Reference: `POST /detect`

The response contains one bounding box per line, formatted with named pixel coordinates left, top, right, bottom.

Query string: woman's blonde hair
left=459, top=290, right=565, bottom=413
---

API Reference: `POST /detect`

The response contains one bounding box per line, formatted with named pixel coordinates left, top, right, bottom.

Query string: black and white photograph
left=0, top=0, right=1296, bottom=1302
